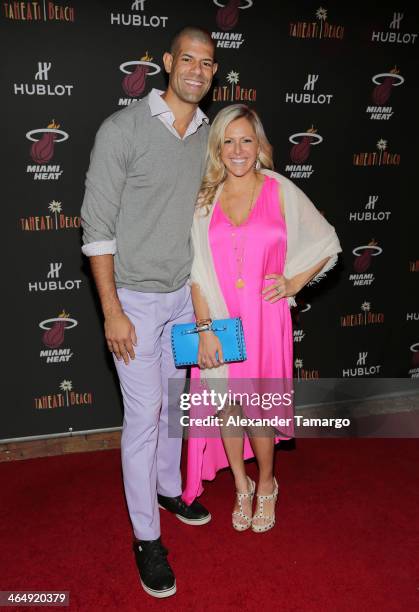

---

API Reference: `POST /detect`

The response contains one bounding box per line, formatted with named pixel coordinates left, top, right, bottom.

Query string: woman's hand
left=262, top=274, right=296, bottom=303
left=198, top=331, right=224, bottom=369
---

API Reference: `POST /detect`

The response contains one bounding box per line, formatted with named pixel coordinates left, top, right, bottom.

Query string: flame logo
left=30, top=119, right=61, bottom=163
left=353, top=239, right=380, bottom=273
left=216, top=0, right=240, bottom=31
left=214, top=0, right=252, bottom=30
left=119, top=53, right=161, bottom=98
left=372, top=66, right=401, bottom=106
left=290, top=126, right=317, bottom=163
left=39, top=311, right=77, bottom=348
left=122, top=52, right=154, bottom=97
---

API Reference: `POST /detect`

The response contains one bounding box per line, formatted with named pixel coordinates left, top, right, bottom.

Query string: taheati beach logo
left=340, top=302, right=384, bottom=327
left=2, top=1, right=75, bottom=21
left=294, top=358, right=319, bottom=380
left=289, top=7, right=344, bottom=40
left=353, top=139, right=400, bottom=167
left=212, top=70, right=256, bottom=103
left=20, top=200, right=80, bottom=232
left=34, top=380, right=93, bottom=410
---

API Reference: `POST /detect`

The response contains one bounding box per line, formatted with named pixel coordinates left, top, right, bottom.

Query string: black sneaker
left=157, top=494, right=212, bottom=525
left=133, top=537, right=176, bottom=598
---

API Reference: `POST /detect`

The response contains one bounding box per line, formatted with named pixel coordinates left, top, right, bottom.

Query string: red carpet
left=1, top=439, right=418, bottom=611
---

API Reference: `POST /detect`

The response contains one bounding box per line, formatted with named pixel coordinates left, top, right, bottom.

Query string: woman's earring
left=255, top=156, right=261, bottom=170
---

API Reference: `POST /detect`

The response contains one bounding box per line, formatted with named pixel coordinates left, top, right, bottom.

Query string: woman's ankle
left=257, top=476, right=275, bottom=493
left=234, top=473, right=250, bottom=493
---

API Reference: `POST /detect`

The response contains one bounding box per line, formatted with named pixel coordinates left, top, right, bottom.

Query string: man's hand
left=105, top=311, right=137, bottom=365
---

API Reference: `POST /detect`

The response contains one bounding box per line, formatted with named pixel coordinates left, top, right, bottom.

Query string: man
left=80, top=27, right=217, bottom=598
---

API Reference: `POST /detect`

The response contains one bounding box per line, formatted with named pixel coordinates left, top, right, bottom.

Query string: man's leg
left=157, top=284, right=194, bottom=497
left=156, top=285, right=211, bottom=525
left=114, top=288, right=164, bottom=541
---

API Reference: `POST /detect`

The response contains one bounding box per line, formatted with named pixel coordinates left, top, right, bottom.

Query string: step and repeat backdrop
left=1, top=1, right=418, bottom=440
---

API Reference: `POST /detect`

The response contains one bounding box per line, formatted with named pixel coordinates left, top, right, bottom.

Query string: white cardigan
left=189, top=169, right=343, bottom=381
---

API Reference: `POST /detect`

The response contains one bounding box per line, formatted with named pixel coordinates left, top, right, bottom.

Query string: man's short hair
left=169, top=26, right=216, bottom=59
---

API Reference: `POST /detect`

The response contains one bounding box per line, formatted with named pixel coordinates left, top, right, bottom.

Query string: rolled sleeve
left=81, top=118, right=131, bottom=254
left=81, top=239, right=117, bottom=256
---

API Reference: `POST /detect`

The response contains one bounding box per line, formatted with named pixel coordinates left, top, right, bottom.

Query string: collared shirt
left=81, top=90, right=209, bottom=257
left=148, top=88, right=209, bottom=140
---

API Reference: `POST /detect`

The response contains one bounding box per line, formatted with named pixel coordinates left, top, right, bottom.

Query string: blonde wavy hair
left=197, top=104, right=274, bottom=212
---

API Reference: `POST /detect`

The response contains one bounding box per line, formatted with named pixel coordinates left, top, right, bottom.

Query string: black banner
left=1, top=1, right=418, bottom=440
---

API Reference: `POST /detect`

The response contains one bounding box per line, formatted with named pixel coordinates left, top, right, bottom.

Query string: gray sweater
left=81, top=97, right=209, bottom=292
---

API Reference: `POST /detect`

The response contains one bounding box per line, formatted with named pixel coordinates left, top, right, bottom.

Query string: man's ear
left=162, top=52, right=173, bottom=74
left=212, top=62, right=218, bottom=76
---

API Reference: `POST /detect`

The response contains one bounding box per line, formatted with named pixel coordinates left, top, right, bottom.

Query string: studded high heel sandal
left=251, top=477, right=279, bottom=533
left=232, top=476, right=256, bottom=532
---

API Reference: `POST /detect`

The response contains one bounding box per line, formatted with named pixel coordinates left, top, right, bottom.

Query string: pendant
left=235, top=278, right=245, bottom=288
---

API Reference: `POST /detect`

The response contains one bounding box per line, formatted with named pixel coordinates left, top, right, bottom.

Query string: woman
left=182, top=104, right=342, bottom=533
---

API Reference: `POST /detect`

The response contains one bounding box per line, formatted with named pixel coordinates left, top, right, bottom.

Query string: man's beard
left=173, top=77, right=210, bottom=104
left=180, top=90, right=206, bottom=103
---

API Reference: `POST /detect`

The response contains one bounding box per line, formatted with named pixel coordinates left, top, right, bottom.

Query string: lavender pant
left=113, top=285, right=193, bottom=541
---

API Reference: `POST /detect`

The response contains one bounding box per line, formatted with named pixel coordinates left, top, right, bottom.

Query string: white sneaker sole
left=140, top=578, right=176, bottom=598
left=158, top=504, right=212, bottom=525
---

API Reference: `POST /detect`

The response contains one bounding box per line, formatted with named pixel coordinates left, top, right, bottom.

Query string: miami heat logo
left=289, top=126, right=323, bottom=163
left=410, top=342, right=419, bottom=368
left=352, top=239, right=382, bottom=272
left=26, top=119, right=69, bottom=163
left=214, top=0, right=252, bottom=31
left=372, top=66, right=404, bottom=105
left=39, top=310, right=77, bottom=348
left=292, top=297, right=311, bottom=325
left=120, top=51, right=161, bottom=97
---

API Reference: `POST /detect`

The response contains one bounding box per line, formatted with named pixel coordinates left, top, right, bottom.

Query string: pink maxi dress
left=183, top=175, right=294, bottom=504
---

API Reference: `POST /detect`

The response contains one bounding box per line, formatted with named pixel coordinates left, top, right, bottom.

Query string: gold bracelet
left=196, top=318, right=212, bottom=327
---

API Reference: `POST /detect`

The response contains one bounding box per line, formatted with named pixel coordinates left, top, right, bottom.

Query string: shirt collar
left=148, top=88, right=209, bottom=126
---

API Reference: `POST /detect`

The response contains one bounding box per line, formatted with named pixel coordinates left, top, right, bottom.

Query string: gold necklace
left=228, top=175, right=257, bottom=289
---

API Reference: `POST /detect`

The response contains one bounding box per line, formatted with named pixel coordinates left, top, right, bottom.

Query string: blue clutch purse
left=171, top=317, right=247, bottom=367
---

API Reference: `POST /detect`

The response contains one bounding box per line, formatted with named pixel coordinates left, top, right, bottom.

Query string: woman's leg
left=219, top=403, right=253, bottom=526
left=247, top=434, right=275, bottom=491
left=247, top=428, right=277, bottom=529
